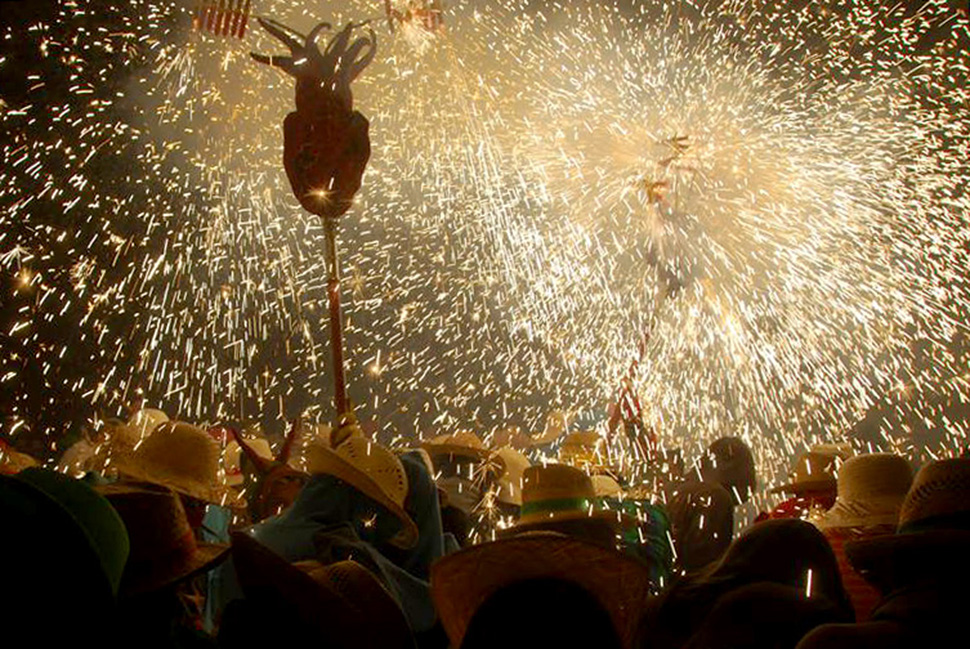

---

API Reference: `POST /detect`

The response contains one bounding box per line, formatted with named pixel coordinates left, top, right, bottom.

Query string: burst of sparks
left=1, top=1, right=969, bottom=496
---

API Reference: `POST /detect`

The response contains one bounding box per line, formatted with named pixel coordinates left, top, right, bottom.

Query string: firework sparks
left=0, top=1, right=968, bottom=495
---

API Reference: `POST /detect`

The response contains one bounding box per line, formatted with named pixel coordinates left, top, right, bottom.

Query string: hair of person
left=461, top=577, right=622, bottom=649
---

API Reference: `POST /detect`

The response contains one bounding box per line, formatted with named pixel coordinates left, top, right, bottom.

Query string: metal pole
left=324, top=216, right=349, bottom=416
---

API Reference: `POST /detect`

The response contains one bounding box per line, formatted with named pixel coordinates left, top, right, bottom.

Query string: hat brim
left=231, top=532, right=414, bottom=647
left=421, top=443, right=491, bottom=462
left=113, top=457, right=244, bottom=509
left=121, top=541, right=229, bottom=598
left=845, top=529, right=970, bottom=582
left=307, top=446, right=419, bottom=549
left=431, top=533, right=651, bottom=649
left=815, top=500, right=901, bottom=530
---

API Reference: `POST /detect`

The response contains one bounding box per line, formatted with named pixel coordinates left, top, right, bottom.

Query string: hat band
left=899, top=511, right=970, bottom=535
left=520, top=497, right=593, bottom=518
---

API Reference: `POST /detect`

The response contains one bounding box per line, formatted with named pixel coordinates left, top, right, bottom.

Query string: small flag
left=194, top=0, right=251, bottom=39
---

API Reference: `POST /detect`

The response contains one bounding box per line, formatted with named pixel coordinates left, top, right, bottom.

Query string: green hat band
left=520, top=497, right=593, bottom=518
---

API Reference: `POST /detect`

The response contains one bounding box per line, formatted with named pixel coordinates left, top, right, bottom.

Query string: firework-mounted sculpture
left=252, top=18, right=376, bottom=419
left=251, top=18, right=375, bottom=219
left=228, top=420, right=308, bottom=523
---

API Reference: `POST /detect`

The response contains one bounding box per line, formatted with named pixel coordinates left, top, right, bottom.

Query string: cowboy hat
left=529, top=409, right=572, bottom=446
left=491, top=447, right=531, bottom=507
left=815, top=454, right=912, bottom=530
left=113, top=421, right=241, bottom=507
left=770, top=449, right=846, bottom=495
left=224, top=436, right=273, bottom=487
left=231, top=532, right=414, bottom=648
left=846, top=458, right=970, bottom=580
left=422, top=431, right=491, bottom=461
left=558, top=430, right=612, bottom=471
left=98, top=483, right=230, bottom=597
left=489, top=426, right=533, bottom=451
left=431, top=532, right=652, bottom=649
left=127, top=408, right=169, bottom=437
left=305, top=435, right=419, bottom=549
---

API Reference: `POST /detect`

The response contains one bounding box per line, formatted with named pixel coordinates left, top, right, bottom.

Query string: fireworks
left=1, top=1, right=969, bottom=493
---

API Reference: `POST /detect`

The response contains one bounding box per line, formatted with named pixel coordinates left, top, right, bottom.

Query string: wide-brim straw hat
left=422, top=430, right=491, bottom=461
left=305, top=435, right=419, bottom=549
left=846, top=458, right=970, bottom=579
left=127, top=408, right=169, bottom=437
left=592, top=474, right=624, bottom=499
left=558, top=430, right=611, bottom=469
left=529, top=409, right=571, bottom=446
left=114, top=421, right=241, bottom=507
left=816, top=453, right=912, bottom=530
left=492, top=447, right=531, bottom=506
left=231, top=532, right=414, bottom=648
left=98, top=483, right=229, bottom=597
left=224, top=437, right=274, bottom=487
left=431, top=532, right=652, bottom=649
left=770, top=449, right=845, bottom=495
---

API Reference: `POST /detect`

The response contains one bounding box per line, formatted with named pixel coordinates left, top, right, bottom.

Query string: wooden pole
left=324, top=216, right=349, bottom=417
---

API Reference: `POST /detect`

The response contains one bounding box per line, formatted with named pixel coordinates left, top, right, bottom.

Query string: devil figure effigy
left=252, top=18, right=376, bottom=218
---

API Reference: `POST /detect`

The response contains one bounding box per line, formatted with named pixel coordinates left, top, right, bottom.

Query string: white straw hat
left=305, top=435, right=419, bottom=549
left=816, top=453, right=912, bottom=530
left=491, top=447, right=531, bottom=506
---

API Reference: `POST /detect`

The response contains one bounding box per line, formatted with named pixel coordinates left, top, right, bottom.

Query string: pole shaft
left=324, top=217, right=349, bottom=416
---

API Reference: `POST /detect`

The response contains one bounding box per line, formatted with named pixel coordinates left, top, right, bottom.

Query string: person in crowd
left=99, top=482, right=231, bottom=648
left=797, top=457, right=970, bottom=648
left=114, top=420, right=243, bottom=529
left=813, top=453, right=912, bottom=622
left=639, top=518, right=854, bottom=649
left=757, top=445, right=851, bottom=521
left=422, top=430, right=495, bottom=545
left=212, top=422, right=445, bottom=642
left=0, top=467, right=129, bottom=645
left=502, top=463, right=621, bottom=549
left=221, top=531, right=415, bottom=647
left=597, top=475, right=675, bottom=588
left=431, top=531, right=651, bottom=649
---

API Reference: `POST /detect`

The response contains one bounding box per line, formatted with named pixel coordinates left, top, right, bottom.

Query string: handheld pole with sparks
left=324, top=217, right=349, bottom=416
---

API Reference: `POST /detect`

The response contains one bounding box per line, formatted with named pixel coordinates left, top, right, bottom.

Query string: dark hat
left=97, top=482, right=229, bottom=597
left=231, top=532, right=415, bottom=648
left=846, top=458, right=970, bottom=583
left=2, top=468, right=130, bottom=598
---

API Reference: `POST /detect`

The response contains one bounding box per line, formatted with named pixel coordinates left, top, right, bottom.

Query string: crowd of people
left=1, top=407, right=968, bottom=648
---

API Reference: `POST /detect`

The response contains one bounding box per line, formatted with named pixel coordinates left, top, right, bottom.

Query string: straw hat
left=558, top=431, right=609, bottom=469
left=516, top=463, right=616, bottom=526
left=431, top=532, right=652, bottom=649
left=592, top=474, right=624, bottom=499
left=530, top=409, right=571, bottom=446
left=231, top=532, right=414, bottom=648
left=98, top=483, right=229, bottom=597
left=127, top=408, right=169, bottom=437
left=489, top=425, right=532, bottom=450
left=224, top=437, right=274, bottom=487
left=114, top=421, right=238, bottom=506
left=422, top=431, right=491, bottom=461
left=770, top=449, right=846, bottom=495
left=0, top=440, right=39, bottom=475
left=846, top=458, right=970, bottom=577
left=815, top=454, right=913, bottom=530
left=305, top=435, right=419, bottom=549
left=492, top=447, right=531, bottom=506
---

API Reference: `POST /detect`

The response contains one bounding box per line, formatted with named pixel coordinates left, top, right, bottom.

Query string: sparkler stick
left=324, top=216, right=349, bottom=416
